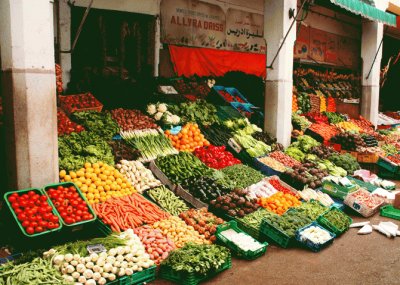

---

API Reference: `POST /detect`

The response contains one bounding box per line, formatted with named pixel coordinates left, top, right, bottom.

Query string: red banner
left=169, top=45, right=266, bottom=77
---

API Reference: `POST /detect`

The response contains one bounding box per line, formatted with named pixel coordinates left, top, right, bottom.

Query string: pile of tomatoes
left=57, top=110, right=85, bottom=136
left=46, top=185, right=94, bottom=225
left=8, top=191, right=60, bottom=235
left=194, top=145, right=241, bottom=169
left=60, top=93, right=102, bottom=113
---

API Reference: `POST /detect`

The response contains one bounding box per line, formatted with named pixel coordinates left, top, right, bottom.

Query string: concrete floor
left=154, top=214, right=400, bottom=285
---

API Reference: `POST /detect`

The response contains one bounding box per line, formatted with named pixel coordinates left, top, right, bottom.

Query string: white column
left=59, top=0, right=72, bottom=89
left=264, top=0, right=297, bottom=147
left=154, top=15, right=161, bottom=77
left=0, top=0, right=59, bottom=189
left=360, top=21, right=384, bottom=127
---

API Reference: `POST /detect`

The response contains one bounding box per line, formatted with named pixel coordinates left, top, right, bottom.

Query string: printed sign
left=294, top=24, right=309, bottom=59
left=309, top=28, right=326, bottom=62
left=325, top=32, right=338, bottom=64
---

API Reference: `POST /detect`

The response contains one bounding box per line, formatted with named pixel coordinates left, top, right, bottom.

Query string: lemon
left=70, top=171, right=77, bottom=179
left=92, top=163, right=99, bottom=169
left=76, top=170, right=85, bottom=177
left=64, top=175, right=71, bottom=181
left=98, top=161, right=104, bottom=167
left=84, top=162, right=91, bottom=168
left=59, top=170, right=67, bottom=178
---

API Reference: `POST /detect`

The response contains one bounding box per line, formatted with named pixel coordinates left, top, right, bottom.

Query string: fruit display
left=107, top=140, right=140, bottom=162
left=327, top=97, right=336, bottom=112
left=217, top=164, right=265, bottom=190
left=179, top=208, right=224, bottom=242
left=156, top=152, right=214, bottom=184
left=263, top=210, right=312, bottom=237
left=328, top=153, right=360, bottom=175
left=233, top=133, right=271, bottom=158
left=324, top=112, right=346, bottom=124
left=292, top=113, right=312, bottom=131
left=330, top=132, right=366, bottom=151
left=134, top=226, right=176, bottom=265
left=6, top=190, right=61, bottom=235
left=298, top=188, right=334, bottom=207
left=292, top=94, right=298, bottom=112
left=284, top=162, right=329, bottom=189
left=60, top=93, right=102, bottom=114
left=305, top=112, right=328, bottom=124
left=387, top=154, right=400, bottom=165
left=58, top=131, right=115, bottom=171
left=210, top=188, right=260, bottom=218
left=194, top=145, right=241, bottom=169
left=292, top=200, right=328, bottom=221
left=93, top=193, right=169, bottom=232
left=258, top=192, right=301, bottom=215
left=121, top=129, right=178, bottom=161
left=335, top=121, right=362, bottom=133
left=256, top=156, right=287, bottom=172
left=297, top=92, right=311, bottom=113
left=71, top=111, right=119, bottom=140
left=116, top=160, right=161, bottom=193
left=59, top=162, right=135, bottom=204
left=45, top=184, right=94, bottom=225
left=165, top=123, right=210, bottom=152
left=57, top=109, right=85, bottom=136
left=319, top=95, right=327, bottom=112
left=181, top=176, right=230, bottom=203
left=147, top=186, right=189, bottom=216
left=152, top=216, right=209, bottom=248
left=269, top=151, right=301, bottom=167
left=308, top=123, right=339, bottom=141
left=309, top=145, right=338, bottom=159
left=110, top=108, right=158, bottom=131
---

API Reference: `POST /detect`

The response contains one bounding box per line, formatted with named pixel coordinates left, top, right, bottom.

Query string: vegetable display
left=309, top=145, right=337, bottom=159
left=245, top=178, right=278, bottom=200
left=46, top=184, right=94, bottom=225
left=165, top=123, right=210, bottom=152
left=152, top=216, right=208, bottom=248
left=263, top=210, right=313, bottom=238
left=181, top=176, right=230, bottom=203
left=60, top=162, right=135, bottom=204
left=121, top=129, right=178, bottom=161
left=295, top=135, right=321, bottom=152
left=0, top=258, right=71, bottom=285
left=58, top=131, right=114, bottom=171
left=292, top=201, right=328, bottom=221
left=161, top=243, right=230, bottom=275
left=108, top=140, right=140, bottom=162
left=60, top=93, right=102, bottom=114
left=328, top=153, right=360, bottom=175
left=335, top=121, right=361, bottom=133
left=268, top=178, right=298, bottom=196
left=269, top=151, right=301, bottom=167
left=179, top=208, right=224, bottom=242
left=292, top=113, right=312, bottom=131
left=7, top=190, right=60, bottom=235
left=285, top=147, right=306, bottom=162
left=134, top=226, right=176, bottom=265
left=298, top=225, right=332, bottom=245
left=381, top=144, right=398, bottom=156
left=110, top=108, right=158, bottom=131
left=320, top=208, right=351, bottom=231
left=256, top=156, right=287, bottom=172
left=298, top=188, right=334, bottom=207
left=156, top=152, right=214, bottom=184
left=200, top=124, right=232, bottom=146
left=58, top=109, right=85, bottom=136
left=236, top=208, right=277, bottom=231
left=284, top=162, right=329, bottom=189
left=45, top=230, right=154, bottom=284
left=93, top=194, right=170, bottom=232
left=147, top=186, right=189, bottom=216
left=194, top=145, right=241, bottom=169
left=169, top=100, right=219, bottom=126
left=233, top=133, right=271, bottom=158
left=217, top=164, right=265, bottom=189
left=258, top=192, right=301, bottom=215
left=220, top=228, right=264, bottom=252
left=147, top=103, right=181, bottom=126
left=330, top=132, right=366, bottom=151
left=324, top=112, right=346, bottom=124
left=71, top=111, right=119, bottom=140
left=210, top=188, right=260, bottom=218
left=116, top=160, right=161, bottom=193
left=308, top=123, right=338, bottom=141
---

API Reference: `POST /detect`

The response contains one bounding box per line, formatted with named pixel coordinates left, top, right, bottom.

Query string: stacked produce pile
left=121, top=129, right=178, bottom=161
left=110, top=108, right=158, bottom=131
left=292, top=113, right=312, bottom=131
left=60, top=93, right=102, bottom=114
left=217, top=164, right=265, bottom=190
left=324, top=112, right=346, bottom=124
left=328, top=153, right=360, bottom=175
left=293, top=201, right=328, bottom=221
left=309, top=145, right=337, bottom=159
left=236, top=208, right=277, bottom=232
left=57, top=109, right=85, bottom=136
left=108, top=140, right=140, bottom=162
left=55, top=64, right=63, bottom=94
left=308, top=123, right=338, bottom=141
left=146, top=103, right=181, bottom=126
left=181, top=176, right=230, bottom=203
left=269, top=151, right=301, bottom=167
left=305, top=112, right=328, bottom=124
left=387, top=154, right=400, bottom=165
left=256, top=156, right=287, bottom=173
left=72, top=111, right=119, bottom=140
left=327, top=97, right=336, bottom=112
left=245, top=178, right=278, bottom=199
left=164, top=123, right=210, bottom=152
left=284, top=162, right=329, bottom=189
left=169, top=100, right=219, bottom=126
left=298, top=188, right=334, bottom=207
left=330, top=132, right=366, bottom=151
left=258, top=192, right=301, bottom=215
left=146, top=186, right=189, bottom=216
left=252, top=132, right=284, bottom=152
left=200, top=124, right=232, bottom=146
left=233, top=132, right=271, bottom=158
left=194, top=145, right=241, bottom=169
left=263, top=210, right=312, bottom=238
left=335, top=121, right=362, bottom=133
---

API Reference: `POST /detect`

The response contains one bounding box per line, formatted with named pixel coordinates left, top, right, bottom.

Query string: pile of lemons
left=59, top=162, right=136, bottom=204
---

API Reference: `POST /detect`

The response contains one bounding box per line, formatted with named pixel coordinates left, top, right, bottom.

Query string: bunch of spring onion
left=121, top=129, right=178, bottom=162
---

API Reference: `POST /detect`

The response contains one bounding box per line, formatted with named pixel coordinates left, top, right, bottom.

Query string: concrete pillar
left=360, top=21, right=384, bottom=127
left=264, top=0, right=297, bottom=147
left=59, top=0, right=72, bottom=89
left=0, top=0, right=59, bottom=189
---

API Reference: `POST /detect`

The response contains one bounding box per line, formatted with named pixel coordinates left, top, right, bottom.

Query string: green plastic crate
left=119, top=266, right=157, bottom=285
left=295, top=222, right=335, bottom=252
left=216, top=221, right=268, bottom=260
left=96, top=219, right=113, bottom=236
left=380, top=205, right=400, bottom=221
left=159, top=253, right=231, bottom=285
left=235, top=219, right=263, bottom=241
left=3, top=188, right=63, bottom=237
left=317, top=207, right=352, bottom=236
left=321, top=180, right=357, bottom=200
left=260, top=219, right=294, bottom=248
left=43, top=182, right=97, bottom=231
left=347, top=176, right=378, bottom=192
left=377, top=157, right=399, bottom=173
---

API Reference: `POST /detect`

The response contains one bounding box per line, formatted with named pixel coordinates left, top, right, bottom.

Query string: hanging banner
left=294, top=24, right=310, bottom=59
left=226, top=8, right=265, bottom=54
left=309, top=28, right=326, bottom=62
left=160, top=0, right=226, bottom=49
left=325, top=32, right=338, bottom=64
left=338, top=36, right=360, bottom=68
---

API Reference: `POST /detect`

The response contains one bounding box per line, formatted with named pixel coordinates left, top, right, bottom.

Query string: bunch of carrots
left=165, top=123, right=210, bottom=152
left=92, top=193, right=170, bottom=232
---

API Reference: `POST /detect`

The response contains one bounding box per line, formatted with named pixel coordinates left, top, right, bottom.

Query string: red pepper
left=194, top=145, right=241, bottom=169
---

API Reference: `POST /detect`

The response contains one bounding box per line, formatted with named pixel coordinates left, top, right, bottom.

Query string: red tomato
left=8, top=196, right=16, bottom=203
left=26, top=227, right=35, bottom=235
left=35, top=226, right=44, bottom=233
left=28, top=191, right=36, bottom=197
left=21, top=221, right=30, bottom=228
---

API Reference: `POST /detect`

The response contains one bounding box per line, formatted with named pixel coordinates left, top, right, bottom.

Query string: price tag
left=87, top=244, right=106, bottom=254
left=228, top=138, right=242, bottom=153
left=170, top=126, right=182, bottom=135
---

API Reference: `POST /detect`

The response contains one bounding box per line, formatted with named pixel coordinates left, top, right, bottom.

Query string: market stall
left=1, top=81, right=400, bottom=284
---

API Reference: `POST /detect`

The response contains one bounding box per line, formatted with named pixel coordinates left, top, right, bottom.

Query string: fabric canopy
left=330, top=0, right=397, bottom=26
left=169, top=45, right=266, bottom=78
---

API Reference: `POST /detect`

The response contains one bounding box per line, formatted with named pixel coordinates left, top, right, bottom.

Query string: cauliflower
left=171, top=115, right=180, bottom=124
left=147, top=104, right=157, bottom=115
left=154, top=112, right=163, bottom=121
left=157, top=103, right=168, bottom=113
